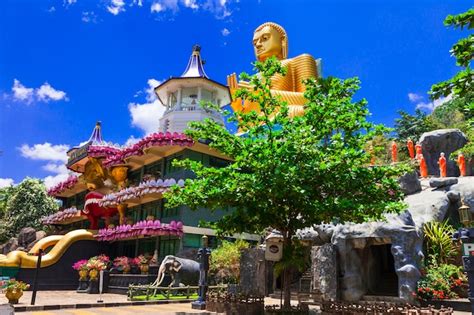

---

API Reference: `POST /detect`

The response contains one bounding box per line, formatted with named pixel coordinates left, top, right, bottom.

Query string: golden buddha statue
left=227, top=22, right=321, bottom=118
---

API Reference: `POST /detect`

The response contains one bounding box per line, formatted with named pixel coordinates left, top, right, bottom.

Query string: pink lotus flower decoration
left=94, top=219, right=183, bottom=241
left=102, top=132, right=193, bottom=168
left=41, top=207, right=81, bottom=225
left=47, top=176, right=79, bottom=196
left=99, top=178, right=184, bottom=207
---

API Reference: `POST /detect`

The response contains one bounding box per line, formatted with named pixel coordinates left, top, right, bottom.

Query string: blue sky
left=0, top=0, right=471, bottom=188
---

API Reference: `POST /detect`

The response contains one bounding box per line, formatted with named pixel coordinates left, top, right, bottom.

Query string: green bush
left=416, top=264, right=466, bottom=300
left=423, top=220, right=457, bottom=265
left=209, top=239, right=249, bottom=284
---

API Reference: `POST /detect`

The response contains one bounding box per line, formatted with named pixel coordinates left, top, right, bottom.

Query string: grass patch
left=132, top=293, right=199, bottom=301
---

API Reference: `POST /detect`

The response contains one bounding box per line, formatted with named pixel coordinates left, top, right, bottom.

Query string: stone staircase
left=268, top=268, right=321, bottom=302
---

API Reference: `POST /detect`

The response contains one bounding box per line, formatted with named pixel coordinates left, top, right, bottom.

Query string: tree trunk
left=282, top=232, right=292, bottom=309
left=283, top=262, right=292, bottom=309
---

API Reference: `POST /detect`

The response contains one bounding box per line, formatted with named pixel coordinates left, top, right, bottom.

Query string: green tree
left=165, top=57, right=407, bottom=308
left=430, top=8, right=474, bottom=168
left=209, top=239, right=249, bottom=284
left=430, top=8, right=473, bottom=101
left=1, top=178, right=58, bottom=241
left=394, top=109, right=435, bottom=143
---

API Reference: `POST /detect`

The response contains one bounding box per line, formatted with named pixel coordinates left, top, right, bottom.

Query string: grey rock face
left=1, top=238, right=18, bottom=255
left=419, top=129, right=467, bottom=177
left=329, top=216, right=423, bottom=303
left=240, top=248, right=267, bottom=297
left=18, top=227, right=37, bottom=248
left=312, top=244, right=337, bottom=301
left=429, top=177, right=458, bottom=188
left=398, top=172, right=422, bottom=195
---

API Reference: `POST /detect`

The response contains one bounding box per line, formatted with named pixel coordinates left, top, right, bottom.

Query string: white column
left=197, top=87, right=202, bottom=103
left=177, top=88, right=182, bottom=110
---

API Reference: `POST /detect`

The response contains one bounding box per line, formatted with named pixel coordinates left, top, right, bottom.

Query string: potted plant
left=133, top=255, right=150, bottom=274
left=86, top=256, right=108, bottom=294
left=72, top=259, right=89, bottom=292
left=1, top=279, right=30, bottom=304
left=113, top=256, right=131, bottom=274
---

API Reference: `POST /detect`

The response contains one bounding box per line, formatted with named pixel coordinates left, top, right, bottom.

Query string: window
left=76, top=190, right=87, bottom=210
left=162, top=205, right=179, bottom=218
left=128, top=169, right=142, bottom=187
left=165, top=154, right=184, bottom=175
left=209, top=156, right=230, bottom=168
left=144, top=161, right=162, bottom=180
left=159, top=238, right=180, bottom=259
left=141, top=200, right=161, bottom=220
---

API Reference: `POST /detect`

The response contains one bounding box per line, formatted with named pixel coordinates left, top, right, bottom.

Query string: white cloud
left=415, top=94, right=453, bottom=112
left=43, top=173, right=71, bottom=189
left=10, top=79, right=68, bottom=104
left=19, top=143, right=70, bottom=162
left=221, top=28, right=230, bottom=36
left=37, top=83, right=68, bottom=102
left=202, top=0, right=232, bottom=18
left=124, top=135, right=141, bottom=146
left=42, top=163, right=68, bottom=174
left=12, top=79, right=34, bottom=104
left=48, top=6, right=56, bottom=13
left=64, top=0, right=77, bottom=6
left=107, top=0, right=126, bottom=15
left=151, top=0, right=179, bottom=13
left=82, top=11, right=98, bottom=23
left=408, top=92, right=423, bottom=103
left=183, top=0, right=199, bottom=9
left=145, top=78, right=161, bottom=102
left=0, top=178, right=14, bottom=188
left=129, top=101, right=165, bottom=135
left=151, top=2, right=164, bottom=12
left=132, top=0, right=143, bottom=6
left=128, top=79, right=164, bottom=134
left=19, top=143, right=73, bottom=189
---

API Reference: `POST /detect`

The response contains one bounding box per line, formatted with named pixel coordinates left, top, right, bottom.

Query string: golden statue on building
left=227, top=22, right=321, bottom=118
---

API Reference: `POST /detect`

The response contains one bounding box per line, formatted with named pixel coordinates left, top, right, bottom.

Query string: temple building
left=42, top=46, right=254, bottom=270
left=157, top=45, right=230, bottom=133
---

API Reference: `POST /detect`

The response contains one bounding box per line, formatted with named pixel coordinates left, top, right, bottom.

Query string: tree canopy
left=165, top=57, right=407, bottom=307
left=0, top=178, right=58, bottom=242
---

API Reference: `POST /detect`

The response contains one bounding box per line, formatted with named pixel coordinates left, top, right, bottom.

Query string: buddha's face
left=253, top=26, right=283, bottom=62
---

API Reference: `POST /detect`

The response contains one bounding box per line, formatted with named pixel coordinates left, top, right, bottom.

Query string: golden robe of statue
left=227, top=22, right=321, bottom=118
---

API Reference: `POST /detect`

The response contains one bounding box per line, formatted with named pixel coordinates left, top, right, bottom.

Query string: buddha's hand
left=227, top=73, right=239, bottom=93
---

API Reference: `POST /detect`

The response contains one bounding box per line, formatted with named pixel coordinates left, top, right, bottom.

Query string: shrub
left=423, top=220, right=457, bottom=265
left=416, top=264, right=466, bottom=300
left=209, top=239, right=249, bottom=284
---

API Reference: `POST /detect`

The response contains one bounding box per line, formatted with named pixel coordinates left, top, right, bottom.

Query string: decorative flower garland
left=95, top=220, right=184, bottom=241
left=88, top=145, right=121, bottom=158
left=102, top=132, right=194, bottom=168
left=41, top=207, right=82, bottom=225
left=99, top=178, right=185, bottom=207
left=47, top=175, right=79, bottom=196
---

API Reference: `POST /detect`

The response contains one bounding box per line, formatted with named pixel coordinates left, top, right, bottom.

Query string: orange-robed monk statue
left=458, top=153, right=466, bottom=176
left=227, top=22, right=321, bottom=118
left=415, top=143, right=422, bottom=161
left=391, top=141, right=398, bottom=163
left=407, top=139, right=415, bottom=160
left=420, top=155, right=428, bottom=178
left=439, top=152, right=447, bottom=178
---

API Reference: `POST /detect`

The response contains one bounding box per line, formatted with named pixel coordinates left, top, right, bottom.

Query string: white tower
left=155, top=45, right=231, bottom=133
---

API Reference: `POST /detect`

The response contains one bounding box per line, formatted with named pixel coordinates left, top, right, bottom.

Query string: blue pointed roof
left=181, top=45, right=208, bottom=78
left=87, top=121, right=105, bottom=145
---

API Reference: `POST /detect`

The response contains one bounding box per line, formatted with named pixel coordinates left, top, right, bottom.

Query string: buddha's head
left=253, top=22, right=288, bottom=62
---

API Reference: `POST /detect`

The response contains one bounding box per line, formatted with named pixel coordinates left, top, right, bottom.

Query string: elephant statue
left=153, top=255, right=199, bottom=287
